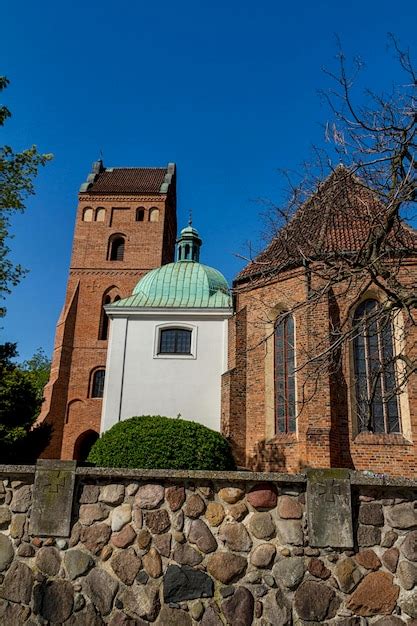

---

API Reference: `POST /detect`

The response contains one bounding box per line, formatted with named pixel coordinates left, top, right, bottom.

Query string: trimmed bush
left=87, top=415, right=236, bottom=471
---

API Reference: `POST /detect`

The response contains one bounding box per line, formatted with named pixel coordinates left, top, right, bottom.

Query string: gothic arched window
left=274, top=313, right=296, bottom=433
left=109, top=236, right=125, bottom=261
left=353, top=299, right=400, bottom=434
left=90, top=369, right=105, bottom=398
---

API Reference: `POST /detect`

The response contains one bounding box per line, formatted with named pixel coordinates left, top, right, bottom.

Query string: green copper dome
left=112, top=261, right=232, bottom=309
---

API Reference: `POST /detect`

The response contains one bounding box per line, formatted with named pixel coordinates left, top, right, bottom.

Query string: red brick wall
left=222, top=262, right=417, bottom=478
left=39, top=190, right=176, bottom=459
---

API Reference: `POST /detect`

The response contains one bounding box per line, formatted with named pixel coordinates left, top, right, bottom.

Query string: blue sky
left=2, top=0, right=417, bottom=360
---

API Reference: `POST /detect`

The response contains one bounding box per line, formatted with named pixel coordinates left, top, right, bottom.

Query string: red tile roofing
left=84, top=167, right=167, bottom=194
left=236, top=166, right=417, bottom=283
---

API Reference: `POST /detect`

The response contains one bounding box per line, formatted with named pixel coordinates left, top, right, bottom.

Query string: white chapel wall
left=101, top=312, right=230, bottom=433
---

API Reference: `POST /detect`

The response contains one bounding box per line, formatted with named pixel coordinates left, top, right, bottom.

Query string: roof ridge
left=106, top=166, right=167, bottom=170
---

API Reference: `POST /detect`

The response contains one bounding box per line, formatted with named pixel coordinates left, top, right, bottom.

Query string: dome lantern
left=176, top=218, right=202, bottom=262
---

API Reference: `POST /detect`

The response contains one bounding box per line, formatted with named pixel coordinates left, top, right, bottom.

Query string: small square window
left=159, top=328, right=192, bottom=354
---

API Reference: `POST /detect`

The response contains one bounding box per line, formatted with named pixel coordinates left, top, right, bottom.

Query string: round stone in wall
left=38, top=579, right=74, bottom=623
left=250, top=543, right=276, bottom=568
left=273, top=556, right=305, bottom=590
left=99, top=484, right=125, bottom=506
left=222, top=586, right=254, bottom=626
left=401, top=530, right=417, bottom=562
left=35, top=546, right=61, bottom=576
left=207, top=552, right=247, bottom=584
left=135, top=484, right=164, bottom=509
left=221, top=522, right=252, bottom=552
left=218, top=487, right=244, bottom=504
left=247, top=483, right=278, bottom=510
left=205, top=502, right=225, bottom=526
left=249, top=512, right=276, bottom=540
left=64, top=548, right=94, bottom=580
left=0, top=533, right=14, bottom=571
left=294, top=580, right=340, bottom=621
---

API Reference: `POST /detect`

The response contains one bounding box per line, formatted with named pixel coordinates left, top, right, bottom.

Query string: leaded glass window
left=274, top=313, right=296, bottom=433
left=353, top=299, right=400, bottom=433
left=159, top=328, right=192, bottom=355
left=91, top=369, right=105, bottom=398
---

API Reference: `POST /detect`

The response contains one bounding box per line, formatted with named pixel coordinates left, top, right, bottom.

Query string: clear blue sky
left=2, top=0, right=416, bottom=360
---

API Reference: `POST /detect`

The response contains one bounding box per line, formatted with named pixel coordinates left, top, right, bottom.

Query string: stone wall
left=0, top=465, right=416, bottom=625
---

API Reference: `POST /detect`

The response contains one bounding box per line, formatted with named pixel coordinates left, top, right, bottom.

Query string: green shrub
left=87, top=415, right=236, bottom=471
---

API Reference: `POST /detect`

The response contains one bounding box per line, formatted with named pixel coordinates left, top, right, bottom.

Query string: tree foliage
left=0, top=76, right=52, bottom=317
left=88, top=415, right=236, bottom=470
left=0, top=343, right=51, bottom=463
left=20, top=347, right=51, bottom=406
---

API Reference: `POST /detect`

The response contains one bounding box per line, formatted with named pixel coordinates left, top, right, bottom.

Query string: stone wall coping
left=0, top=464, right=416, bottom=487
left=349, top=470, right=417, bottom=488
left=0, top=464, right=36, bottom=476
left=75, top=467, right=308, bottom=483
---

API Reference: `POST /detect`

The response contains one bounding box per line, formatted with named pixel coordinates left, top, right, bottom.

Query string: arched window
left=109, top=236, right=125, bottom=261
left=184, top=244, right=190, bottom=260
left=90, top=369, right=105, bottom=398
left=83, top=207, right=93, bottom=222
left=136, top=208, right=145, bottom=222
left=275, top=313, right=296, bottom=433
left=353, top=299, right=400, bottom=433
left=149, top=208, right=160, bottom=222
left=159, top=328, right=192, bottom=354
left=96, top=207, right=106, bottom=222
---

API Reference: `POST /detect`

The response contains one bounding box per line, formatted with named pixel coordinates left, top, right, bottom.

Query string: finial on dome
left=188, top=209, right=193, bottom=226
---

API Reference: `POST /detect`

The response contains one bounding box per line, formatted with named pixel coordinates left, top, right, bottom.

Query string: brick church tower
left=38, top=160, right=177, bottom=459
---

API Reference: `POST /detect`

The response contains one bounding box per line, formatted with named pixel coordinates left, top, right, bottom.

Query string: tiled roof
left=79, top=161, right=175, bottom=195
left=236, top=166, right=417, bottom=283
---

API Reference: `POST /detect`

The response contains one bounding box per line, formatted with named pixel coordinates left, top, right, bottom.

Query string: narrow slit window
left=98, top=296, right=111, bottom=340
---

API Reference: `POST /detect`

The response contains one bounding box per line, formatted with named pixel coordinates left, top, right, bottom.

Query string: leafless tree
left=234, top=37, right=417, bottom=433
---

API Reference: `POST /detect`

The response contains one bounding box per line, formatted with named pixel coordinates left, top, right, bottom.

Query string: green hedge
left=87, top=415, right=236, bottom=470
